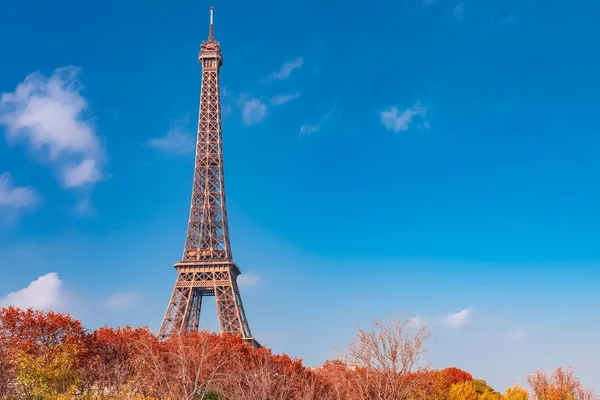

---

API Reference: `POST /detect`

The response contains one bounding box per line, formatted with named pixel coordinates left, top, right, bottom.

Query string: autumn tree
left=129, top=331, right=239, bottom=400
left=342, top=315, right=432, bottom=400
left=316, top=360, right=356, bottom=400
left=448, top=379, right=501, bottom=400
left=0, top=306, right=87, bottom=399
left=527, top=367, right=597, bottom=400
left=0, top=345, right=15, bottom=399
left=450, top=380, right=478, bottom=400
left=221, top=344, right=325, bottom=400
left=413, top=367, right=474, bottom=400
left=504, top=384, right=529, bottom=400
left=85, top=325, right=155, bottom=397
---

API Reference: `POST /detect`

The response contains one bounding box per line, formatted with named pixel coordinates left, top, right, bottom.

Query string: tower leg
left=159, top=285, right=192, bottom=339
left=185, top=289, right=203, bottom=332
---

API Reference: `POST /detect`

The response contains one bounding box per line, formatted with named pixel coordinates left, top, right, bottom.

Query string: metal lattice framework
left=158, top=8, right=257, bottom=347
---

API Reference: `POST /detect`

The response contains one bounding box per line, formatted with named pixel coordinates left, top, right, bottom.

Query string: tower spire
left=208, top=7, right=215, bottom=41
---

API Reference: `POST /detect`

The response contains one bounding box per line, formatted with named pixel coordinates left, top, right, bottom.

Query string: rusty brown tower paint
left=158, top=8, right=257, bottom=347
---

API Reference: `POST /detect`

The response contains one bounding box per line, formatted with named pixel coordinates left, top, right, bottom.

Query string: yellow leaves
left=450, top=381, right=478, bottom=400
left=449, top=380, right=504, bottom=400
left=505, top=384, right=530, bottom=400
left=16, top=343, right=82, bottom=399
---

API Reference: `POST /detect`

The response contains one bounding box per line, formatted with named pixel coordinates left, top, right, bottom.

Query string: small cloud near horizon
left=443, top=307, right=472, bottom=329
left=0, top=272, right=65, bottom=311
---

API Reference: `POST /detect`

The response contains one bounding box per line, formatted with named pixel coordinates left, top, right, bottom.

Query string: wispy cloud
left=266, top=57, right=304, bottom=81
left=237, top=272, right=260, bottom=289
left=0, top=66, right=104, bottom=188
left=501, top=14, right=517, bottom=25
left=0, top=172, right=39, bottom=224
left=147, top=118, right=195, bottom=154
left=299, top=124, right=321, bottom=136
left=443, top=307, right=472, bottom=329
left=299, top=105, right=338, bottom=137
left=453, top=2, right=465, bottom=19
left=269, top=92, right=301, bottom=106
left=380, top=103, right=427, bottom=133
left=408, top=316, right=424, bottom=328
left=0, top=172, right=38, bottom=209
left=239, top=95, right=267, bottom=126
left=106, top=292, right=139, bottom=311
left=62, top=159, right=101, bottom=188
left=0, top=272, right=64, bottom=311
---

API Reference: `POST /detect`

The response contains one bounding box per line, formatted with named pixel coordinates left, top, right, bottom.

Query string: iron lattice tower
left=159, top=8, right=257, bottom=347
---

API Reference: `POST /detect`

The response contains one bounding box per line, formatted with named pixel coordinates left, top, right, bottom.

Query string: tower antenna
left=208, top=7, right=215, bottom=41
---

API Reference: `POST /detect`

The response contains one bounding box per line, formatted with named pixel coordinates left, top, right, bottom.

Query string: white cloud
left=62, top=159, right=101, bottom=187
left=0, top=66, right=104, bottom=188
left=453, top=2, right=465, bottom=19
left=240, top=96, right=267, bottom=126
left=380, top=103, right=427, bottom=133
left=408, top=316, right=424, bottom=328
left=299, top=105, right=338, bottom=137
left=267, top=57, right=304, bottom=81
left=443, top=307, right=472, bottom=329
left=237, top=272, right=260, bottom=289
left=299, top=124, right=320, bottom=136
left=147, top=129, right=195, bottom=154
left=106, top=292, right=139, bottom=310
left=0, top=172, right=38, bottom=209
left=0, top=172, right=39, bottom=224
left=269, top=92, right=301, bottom=106
left=0, top=272, right=64, bottom=311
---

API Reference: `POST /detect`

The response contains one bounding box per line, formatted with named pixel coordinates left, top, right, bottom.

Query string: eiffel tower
left=158, top=8, right=258, bottom=347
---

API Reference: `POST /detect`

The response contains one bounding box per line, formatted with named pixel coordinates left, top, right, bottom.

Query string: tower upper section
left=199, top=7, right=223, bottom=68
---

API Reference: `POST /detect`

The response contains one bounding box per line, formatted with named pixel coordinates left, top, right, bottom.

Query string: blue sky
left=1, top=0, right=600, bottom=392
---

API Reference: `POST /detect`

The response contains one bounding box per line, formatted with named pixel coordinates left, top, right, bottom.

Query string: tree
left=0, top=346, right=15, bottom=399
left=450, top=381, right=478, bottom=400
left=130, top=331, right=239, bottom=400
left=316, top=360, right=356, bottom=400
left=0, top=307, right=87, bottom=399
left=342, top=315, right=432, bottom=400
left=222, top=345, right=324, bottom=400
left=527, top=367, right=597, bottom=400
left=85, top=325, right=155, bottom=397
left=504, top=384, right=529, bottom=400
left=412, top=367, right=474, bottom=400
left=448, top=380, right=501, bottom=400
left=473, top=379, right=501, bottom=400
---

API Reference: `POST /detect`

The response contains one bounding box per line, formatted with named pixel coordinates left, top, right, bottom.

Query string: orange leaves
left=0, top=306, right=86, bottom=355
left=527, top=367, right=596, bottom=400
left=1, top=307, right=596, bottom=400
